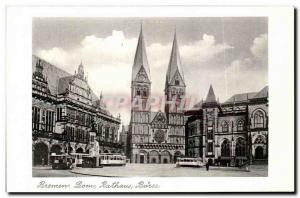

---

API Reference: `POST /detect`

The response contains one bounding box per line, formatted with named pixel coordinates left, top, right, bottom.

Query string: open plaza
left=33, top=164, right=267, bottom=177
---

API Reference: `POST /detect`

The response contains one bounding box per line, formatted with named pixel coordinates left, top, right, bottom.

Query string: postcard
left=6, top=6, right=295, bottom=192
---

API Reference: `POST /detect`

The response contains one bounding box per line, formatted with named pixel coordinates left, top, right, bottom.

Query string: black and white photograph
left=32, top=17, right=269, bottom=177
left=5, top=6, right=294, bottom=192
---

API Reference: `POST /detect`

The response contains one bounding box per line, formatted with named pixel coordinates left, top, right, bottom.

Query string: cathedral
left=129, top=27, right=186, bottom=164
left=128, top=27, right=268, bottom=166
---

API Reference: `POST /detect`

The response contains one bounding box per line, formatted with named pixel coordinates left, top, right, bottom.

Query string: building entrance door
left=255, top=146, right=264, bottom=159
left=33, top=142, right=49, bottom=165
left=140, top=155, right=144, bottom=163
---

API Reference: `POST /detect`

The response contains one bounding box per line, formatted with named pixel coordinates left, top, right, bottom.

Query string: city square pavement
left=33, top=164, right=268, bottom=177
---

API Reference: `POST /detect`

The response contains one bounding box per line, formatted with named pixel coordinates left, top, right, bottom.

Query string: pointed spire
left=35, top=59, right=43, bottom=74
left=166, top=30, right=185, bottom=85
left=99, top=91, right=103, bottom=101
left=77, top=60, right=85, bottom=79
left=132, top=24, right=151, bottom=81
left=205, top=85, right=217, bottom=103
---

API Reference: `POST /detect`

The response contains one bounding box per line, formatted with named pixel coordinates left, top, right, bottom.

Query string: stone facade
left=128, top=28, right=185, bottom=163
left=185, top=85, right=268, bottom=166
left=32, top=56, right=122, bottom=166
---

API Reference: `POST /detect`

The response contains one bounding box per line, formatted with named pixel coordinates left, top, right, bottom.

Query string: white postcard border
left=6, top=6, right=294, bottom=192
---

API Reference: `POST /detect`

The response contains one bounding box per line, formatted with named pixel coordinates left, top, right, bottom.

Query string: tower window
left=221, top=121, right=229, bottom=132
left=136, top=90, right=140, bottom=96
left=142, top=90, right=147, bottom=97
left=254, top=110, right=264, bottom=128
left=237, top=120, right=245, bottom=131
left=175, top=80, right=180, bottom=85
left=208, top=142, right=213, bottom=152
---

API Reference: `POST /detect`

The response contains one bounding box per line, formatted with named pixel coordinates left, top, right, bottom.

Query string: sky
left=33, top=17, right=268, bottom=125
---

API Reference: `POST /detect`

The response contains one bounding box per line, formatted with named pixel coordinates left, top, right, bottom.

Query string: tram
left=176, top=157, right=204, bottom=168
left=70, top=153, right=90, bottom=167
left=99, top=154, right=126, bottom=166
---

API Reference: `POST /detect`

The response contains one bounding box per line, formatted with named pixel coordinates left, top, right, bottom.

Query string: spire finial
left=77, top=60, right=84, bottom=79
left=174, top=26, right=177, bottom=36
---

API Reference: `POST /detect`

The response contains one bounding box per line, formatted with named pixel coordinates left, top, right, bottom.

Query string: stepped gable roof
left=32, top=55, right=98, bottom=102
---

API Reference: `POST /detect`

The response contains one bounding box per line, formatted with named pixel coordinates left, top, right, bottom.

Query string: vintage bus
left=99, top=154, right=126, bottom=166
left=176, top=157, right=204, bottom=168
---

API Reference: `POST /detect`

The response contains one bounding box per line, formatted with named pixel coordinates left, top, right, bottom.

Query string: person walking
left=206, top=162, right=209, bottom=171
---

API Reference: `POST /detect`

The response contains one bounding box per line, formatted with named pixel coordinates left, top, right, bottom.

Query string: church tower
left=164, top=31, right=186, bottom=149
left=202, top=85, right=220, bottom=162
left=130, top=26, right=151, bottom=162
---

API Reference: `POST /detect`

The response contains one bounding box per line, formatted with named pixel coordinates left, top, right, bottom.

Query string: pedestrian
left=206, top=162, right=209, bottom=171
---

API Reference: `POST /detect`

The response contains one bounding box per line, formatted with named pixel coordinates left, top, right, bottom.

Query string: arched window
left=136, top=89, right=140, bottom=96
left=237, top=120, right=245, bottom=131
left=254, top=110, right=264, bottom=128
left=175, top=80, right=180, bottom=85
left=254, top=135, right=265, bottom=144
left=221, top=139, right=230, bottom=157
left=221, top=121, right=229, bottom=132
left=142, top=90, right=147, bottom=97
left=235, top=138, right=246, bottom=157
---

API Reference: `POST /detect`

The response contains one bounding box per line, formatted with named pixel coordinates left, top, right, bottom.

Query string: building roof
left=165, top=32, right=185, bottom=85
left=252, top=86, right=268, bottom=99
left=57, top=76, right=73, bottom=94
left=224, top=86, right=268, bottom=104
left=131, top=26, right=151, bottom=81
left=205, top=85, right=217, bottom=103
left=32, top=55, right=98, bottom=102
left=224, top=92, right=258, bottom=104
left=192, top=100, right=204, bottom=109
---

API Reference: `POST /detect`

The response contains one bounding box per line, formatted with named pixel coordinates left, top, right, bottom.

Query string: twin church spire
left=165, top=31, right=185, bottom=86
left=132, top=25, right=151, bottom=82
left=131, top=26, right=185, bottom=87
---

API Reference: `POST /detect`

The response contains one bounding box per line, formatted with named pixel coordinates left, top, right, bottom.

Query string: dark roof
left=32, top=55, right=99, bottom=102
left=192, top=100, right=204, bottom=109
left=205, top=85, right=217, bottom=103
left=58, top=76, right=73, bottom=94
left=32, top=55, right=70, bottom=95
left=224, top=92, right=257, bottom=104
left=252, top=86, right=268, bottom=99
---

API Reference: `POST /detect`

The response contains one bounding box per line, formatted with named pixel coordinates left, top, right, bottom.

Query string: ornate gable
left=134, top=66, right=150, bottom=83
left=151, top=111, right=168, bottom=128
left=170, top=70, right=185, bottom=86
